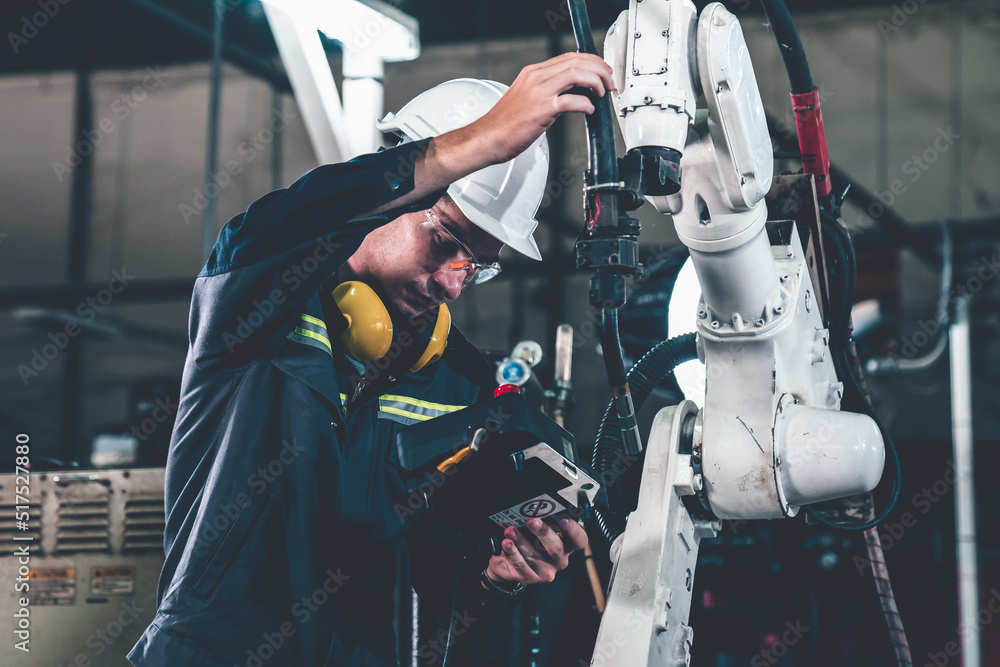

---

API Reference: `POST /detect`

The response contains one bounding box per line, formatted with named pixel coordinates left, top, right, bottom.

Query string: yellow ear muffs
left=330, top=281, right=450, bottom=372
left=409, top=302, right=451, bottom=373
left=332, top=281, right=393, bottom=362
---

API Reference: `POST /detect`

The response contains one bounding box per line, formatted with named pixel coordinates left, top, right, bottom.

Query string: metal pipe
left=203, top=0, right=225, bottom=263
left=949, top=294, right=979, bottom=667
left=866, top=224, right=952, bottom=375
left=409, top=589, right=419, bottom=667
left=550, top=324, right=606, bottom=613
left=68, top=69, right=93, bottom=284
left=342, top=52, right=385, bottom=155
left=63, top=67, right=94, bottom=463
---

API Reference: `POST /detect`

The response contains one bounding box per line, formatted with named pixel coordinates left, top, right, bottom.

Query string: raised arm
left=188, top=53, right=615, bottom=368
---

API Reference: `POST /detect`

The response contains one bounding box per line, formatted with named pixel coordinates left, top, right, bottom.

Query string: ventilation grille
left=0, top=502, right=42, bottom=550
left=123, top=494, right=165, bottom=554
left=54, top=498, right=110, bottom=555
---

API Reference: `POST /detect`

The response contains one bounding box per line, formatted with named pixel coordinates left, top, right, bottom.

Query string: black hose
left=600, top=308, right=627, bottom=388
left=759, top=0, right=814, bottom=94
left=567, top=0, right=618, bottom=191
left=591, top=333, right=698, bottom=544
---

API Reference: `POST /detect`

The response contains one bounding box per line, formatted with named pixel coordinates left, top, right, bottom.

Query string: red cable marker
left=493, top=384, right=521, bottom=397
left=587, top=194, right=601, bottom=229
left=791, top=88, right=832, bottom=197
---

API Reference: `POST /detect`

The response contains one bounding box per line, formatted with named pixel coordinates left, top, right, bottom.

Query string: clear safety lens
left=449, top=260, right=501, bottom=286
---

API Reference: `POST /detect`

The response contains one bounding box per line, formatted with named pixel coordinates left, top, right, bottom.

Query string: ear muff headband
left=410, top=303, right=451, bottom=372
left=331, top=281, right=449, bottom=373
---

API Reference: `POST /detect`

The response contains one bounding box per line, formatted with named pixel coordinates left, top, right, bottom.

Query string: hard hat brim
left=447, top=186, right=543, bottom=261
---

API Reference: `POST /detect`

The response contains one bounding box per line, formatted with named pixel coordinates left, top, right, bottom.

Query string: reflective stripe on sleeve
left=287, top=313, right=333, bottom=356
left=377, top=394, right=467, bottom=423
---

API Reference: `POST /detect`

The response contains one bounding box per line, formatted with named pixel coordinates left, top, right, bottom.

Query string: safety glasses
left=421, top=209, right=502, bottom=286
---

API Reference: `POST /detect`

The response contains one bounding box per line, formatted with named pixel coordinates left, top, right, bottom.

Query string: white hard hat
left=376, top=78, right=549, bottom=261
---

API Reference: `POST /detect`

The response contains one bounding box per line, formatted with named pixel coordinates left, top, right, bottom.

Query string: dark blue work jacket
left=128, top=141, right=515, bottom=667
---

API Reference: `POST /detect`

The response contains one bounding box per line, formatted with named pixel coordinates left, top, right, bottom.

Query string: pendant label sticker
left=488, top=494, right=566, bottom=528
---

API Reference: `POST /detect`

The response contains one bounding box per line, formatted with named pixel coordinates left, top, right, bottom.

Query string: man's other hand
left=485, top=517, right=588, bottom=586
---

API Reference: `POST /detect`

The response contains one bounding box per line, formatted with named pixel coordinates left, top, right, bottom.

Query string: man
left=128, top=52, right=615, bottom=666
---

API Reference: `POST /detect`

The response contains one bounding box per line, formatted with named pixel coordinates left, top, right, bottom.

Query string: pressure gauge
left=496, top=357, right=530, bottom=386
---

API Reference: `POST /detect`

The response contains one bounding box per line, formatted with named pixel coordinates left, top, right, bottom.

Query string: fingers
left=501, top=525, right=558, bottom=583
left=505, top=525, right=548, bottom=564
left=553, top=95, right=595, bottom=116
left=486, top=517, right=592, bottom=587
left=555, top=64, right=615, bottom=98
left=497, top=534, right=550, bottom=584
left=466, top=52, right=616, bottom=166
left=533, top=52, right=616, bottom=95
left=531, top=66, right=614, bottom=110
left=512, top=53, right=614, bottom=110
left=556, top=517, right=589, bottom=551
left=524, top=519, right=567, bottom=568
left=532, top=54, right=615, bottom=120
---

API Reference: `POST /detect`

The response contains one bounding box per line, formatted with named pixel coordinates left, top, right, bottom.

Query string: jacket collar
left=270, top=293, right=347, bottom=418
left=270, top=292, right=492, bottom=416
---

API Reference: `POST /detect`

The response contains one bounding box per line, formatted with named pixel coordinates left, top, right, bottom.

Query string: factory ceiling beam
left=124, top=0, right=293, bottom=94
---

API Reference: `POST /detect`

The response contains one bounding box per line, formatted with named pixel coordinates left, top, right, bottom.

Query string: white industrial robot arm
left=590, top=3, right=885, bottom=664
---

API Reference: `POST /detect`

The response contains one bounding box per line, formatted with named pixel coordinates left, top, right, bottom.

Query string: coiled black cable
left=591, top=333, right=698, bottom=545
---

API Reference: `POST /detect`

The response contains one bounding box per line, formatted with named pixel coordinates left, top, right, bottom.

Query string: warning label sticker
left=488, top=494, right=566, bottom=528
left=29, top=568, right=76, bottom=606
left=90, top=566, right=135, bottom=595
